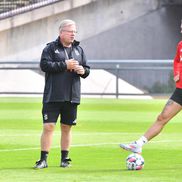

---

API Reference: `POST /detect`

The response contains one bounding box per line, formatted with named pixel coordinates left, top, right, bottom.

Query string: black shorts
left=42, top=102, right=78, bottom=125
left=170, top=88, right=182, bottom=106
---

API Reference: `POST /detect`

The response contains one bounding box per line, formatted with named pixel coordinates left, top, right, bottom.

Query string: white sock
left=135, top=136, right=148, bottom=147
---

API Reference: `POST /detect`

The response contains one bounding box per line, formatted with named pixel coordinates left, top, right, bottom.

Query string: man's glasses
left=62, top=30, right=77, bottom=34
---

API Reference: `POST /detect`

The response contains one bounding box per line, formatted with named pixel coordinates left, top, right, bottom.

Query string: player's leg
left=144, top=99, right=182, bottom=140
left=40, top=123, right=55, bottom=153
left=60, top=124, right=72, bottom=167
left=35, top=123, right=56, bottom=168
left=60, top=102, right=77, bottom=167
left=34, top=103, right=59, bottom=169
left=120, top=88, right=182, bottom=153
left=61, top=124, right=72, bottom=151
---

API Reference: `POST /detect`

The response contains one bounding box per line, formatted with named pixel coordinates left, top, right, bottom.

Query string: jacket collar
left=55, top=36, right=80, bottom=47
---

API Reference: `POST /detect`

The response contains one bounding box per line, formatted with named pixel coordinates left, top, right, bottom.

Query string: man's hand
left=65, top=59, right=79, bottom=71
left=174, top=73, right=180, bottom=82
left=74, top=65, right=85, bottom=75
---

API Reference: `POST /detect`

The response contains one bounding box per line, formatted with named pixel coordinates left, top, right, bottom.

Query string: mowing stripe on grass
left=0, top=143, right=119, bottom=152
left=0, top=139, right=181, bottom=152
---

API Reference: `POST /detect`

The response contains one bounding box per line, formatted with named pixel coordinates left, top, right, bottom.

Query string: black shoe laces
left=62, top=158, right=71, bottom=164
left=36, top=160, right=44, bottom=165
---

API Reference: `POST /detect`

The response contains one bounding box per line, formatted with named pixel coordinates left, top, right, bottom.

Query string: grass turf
left=0, top=97, right=182, bottom=182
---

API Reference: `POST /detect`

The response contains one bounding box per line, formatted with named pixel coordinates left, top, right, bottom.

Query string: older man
left=34, top=19, right=90, bottom=169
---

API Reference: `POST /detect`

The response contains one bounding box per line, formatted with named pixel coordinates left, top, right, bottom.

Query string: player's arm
left=173, top=43, right=180, bottom=82
left=75, top=48, right=90, bottom=78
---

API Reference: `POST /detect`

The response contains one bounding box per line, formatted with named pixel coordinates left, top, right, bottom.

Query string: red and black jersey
left=173, top=41, right=182, bottom=88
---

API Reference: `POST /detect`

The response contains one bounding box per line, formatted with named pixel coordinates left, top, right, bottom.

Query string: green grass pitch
left=0, top=97, right=182, bottom=182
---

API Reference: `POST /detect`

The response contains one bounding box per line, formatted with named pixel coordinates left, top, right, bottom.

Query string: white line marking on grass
left=0, top=140, right=181, bottom=152
left=150, top=140, right=180, bottom=143
left=0, top=132, right=141, bottom=137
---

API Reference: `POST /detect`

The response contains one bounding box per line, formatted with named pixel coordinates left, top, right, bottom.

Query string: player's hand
left=174, top=74, right=180, bottom=82
left=74, top=65, right=85, bottom=75
left=65, top=59, right=79, bottom=71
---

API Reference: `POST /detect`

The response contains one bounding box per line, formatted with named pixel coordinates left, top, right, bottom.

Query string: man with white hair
left=34, top=19, right=90, bottom=169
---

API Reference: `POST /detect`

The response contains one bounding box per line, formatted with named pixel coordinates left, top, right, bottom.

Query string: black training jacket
left=40, top=37, right=90, bottom=104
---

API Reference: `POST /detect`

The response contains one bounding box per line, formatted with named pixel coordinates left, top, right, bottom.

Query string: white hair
left=59, top=19, right=76, bottom=32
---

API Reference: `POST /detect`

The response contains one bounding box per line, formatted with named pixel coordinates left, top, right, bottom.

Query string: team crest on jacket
left=74, top=49, right=80, bottom=56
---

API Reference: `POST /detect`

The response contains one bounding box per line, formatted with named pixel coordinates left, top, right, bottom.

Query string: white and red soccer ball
left=126, top=153, right=144, bottom=170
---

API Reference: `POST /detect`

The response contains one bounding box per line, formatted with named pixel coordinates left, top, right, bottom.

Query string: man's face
left=60, top=24, right=77, bottom=46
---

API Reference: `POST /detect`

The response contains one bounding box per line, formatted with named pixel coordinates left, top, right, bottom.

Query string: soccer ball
left=126, top=153, right=144, bottom=170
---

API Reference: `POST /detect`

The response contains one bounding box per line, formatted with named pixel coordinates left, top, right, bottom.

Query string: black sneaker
left=60, top=158, right=72, bottom=168
left=34, top=160, right=48, bottom=169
